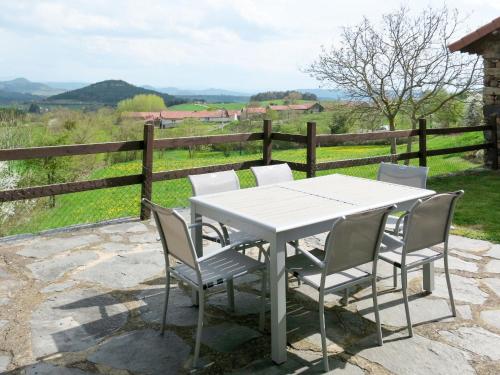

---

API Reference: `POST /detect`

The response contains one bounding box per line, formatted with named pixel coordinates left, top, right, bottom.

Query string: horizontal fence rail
left=0, top=116, right=498, bottom=226
left=0, top=140, right=143, bottom=161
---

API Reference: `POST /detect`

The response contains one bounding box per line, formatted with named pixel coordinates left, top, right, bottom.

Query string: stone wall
left=478, top=36, right=500, bottom=168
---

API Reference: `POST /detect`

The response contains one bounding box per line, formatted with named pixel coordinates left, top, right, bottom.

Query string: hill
left=0, top=89, right=43, bottom=105
left=149, top=86, right=251, bottom=97
left=0, top=78, right=64, bottom=96
left=44, top=81, right=89, bottom=91
left=250, top=90, right=317, bottom=102
left=295, top=88, right=348, bottom=100
left=48, top=80, right=185, bottom=106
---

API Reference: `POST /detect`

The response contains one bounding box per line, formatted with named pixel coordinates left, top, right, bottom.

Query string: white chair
left=380, top=191, right=463, bottom=337
left=189, top=170, right=266, bottom=258
left=377, top=162, right=429, bottom=189
left=377, top=162, right=429, bottom=215
left=250, top=163, right=293, bottom=186
left=143, top=199, right=267, bottom=368
left=286, top=205, right=395, bottom=372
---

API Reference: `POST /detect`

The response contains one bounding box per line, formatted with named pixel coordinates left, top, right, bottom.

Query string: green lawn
left=4, top=131, right=498, bottom=244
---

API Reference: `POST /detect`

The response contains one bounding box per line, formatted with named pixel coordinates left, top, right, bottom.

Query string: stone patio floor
left=0, top=210, right=499, bottom=374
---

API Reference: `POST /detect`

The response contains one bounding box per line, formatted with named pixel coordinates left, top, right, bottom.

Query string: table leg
left=423, top=261, right=435, bottom=293
left=191, top=207, right=203, bottom=305
left=269, top=233, right=287, bottom=364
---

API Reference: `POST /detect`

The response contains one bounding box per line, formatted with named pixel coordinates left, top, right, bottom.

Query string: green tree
left=307, top=6, right=480, bottom=154
left=329, top=111, right=350, bottom=134
left=117, top=94, right=167, bottom=112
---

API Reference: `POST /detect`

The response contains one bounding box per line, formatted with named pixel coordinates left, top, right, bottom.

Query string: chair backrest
left=404, top=191, right=464, bottom=253
left=323, top=205, right=394, bottom=277
left=377, top=162, right=429, bottom=189
left=143, top=199, right=198, bottom=270
left=188, top=170, right=240, bottom=196
left=251, top=163, right=294, bottom=186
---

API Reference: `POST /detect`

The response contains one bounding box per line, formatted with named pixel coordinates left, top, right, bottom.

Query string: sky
left=0, top=0, right=499, bottom=92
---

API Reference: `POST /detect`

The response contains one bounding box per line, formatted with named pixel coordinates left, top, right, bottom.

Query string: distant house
left=239, top=107, right=267, bottom=119
left=123, top=109, right=236, bottom=128
left=268, top=102, right=324, bottom=113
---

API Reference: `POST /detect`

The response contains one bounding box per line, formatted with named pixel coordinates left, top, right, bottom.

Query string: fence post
left=263, top=119, right=272, bottom=165
left=306, top=122, right=317, bottom=178
left=140, top=123, right=154, bottom=220
left=490, top=114, right=499, bottom=170
left=418, top=118, right=427, bottom=167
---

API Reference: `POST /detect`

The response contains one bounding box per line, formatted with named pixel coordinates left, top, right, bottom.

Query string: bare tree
left=307, top=6, right=481, bottom=154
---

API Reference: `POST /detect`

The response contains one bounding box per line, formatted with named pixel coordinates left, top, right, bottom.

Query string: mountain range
left=0, top=77, right=347, bottom=106
left=0, top=78, right=64, bottom=96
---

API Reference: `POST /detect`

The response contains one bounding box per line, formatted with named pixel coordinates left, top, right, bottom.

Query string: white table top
left=190, top=174, right=435, bottom=233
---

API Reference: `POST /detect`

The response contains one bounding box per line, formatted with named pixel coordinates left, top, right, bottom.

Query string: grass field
left=6, top=131, right=498, bottom=244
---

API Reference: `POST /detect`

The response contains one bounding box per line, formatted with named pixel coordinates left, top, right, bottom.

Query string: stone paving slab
left=137, top=285, right=199, bottom=326
left=485, top=244, right=500, bottom=259
left=27, top=251, right=99, bottom=281
left=0, top=354, right=11, bottom=373
left=435, top=256, right=478, bottom=272
left=433, top=274, right=488, bottom=304
left=439, top=326, right=500, bottom=360
left=480, top=309, right=500, bottom=330
left=197, top=322, right=262, bottom=353
left=25, top=362, right=98, bottom=375
left=88, top=329, right=190, bottom=375
left=485, top=259, right=500, bottom=273
left=350, top=332, right=474, bottom=375
left=17, top=234, right=102, bottom=259
left=483, top=277, right=500, bottom=297
left=72, top=249, right=164, bottom=289
left=356, top=290, right=453, bottom=327
left=31, top=288, right=128, bottom=357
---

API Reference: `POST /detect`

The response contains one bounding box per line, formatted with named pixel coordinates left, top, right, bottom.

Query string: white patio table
left=189, top=173, right=435, bottom=364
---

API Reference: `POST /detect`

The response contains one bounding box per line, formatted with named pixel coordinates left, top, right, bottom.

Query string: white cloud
left=0, top=0, right=498, bottom=90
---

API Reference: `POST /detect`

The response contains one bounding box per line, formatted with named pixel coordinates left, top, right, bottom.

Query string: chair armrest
left=381, top=232, right=404, bottom=252
left=189, top=222, right=226, bottom=246
left=394, top=211, right=410, bottom=235
left=293, top=246, right=325, bottom=269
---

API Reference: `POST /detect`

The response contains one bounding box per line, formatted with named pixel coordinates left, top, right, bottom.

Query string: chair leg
left=393, top=266, right=398, bottom=289
left=259, top=270, right=267, bottom=331
left=371, top=278, right=383, bottom=346
left=257, top=244, right=265, bottom=263
left=193, top=288, right=205, bottom=368
left=319, top=293, right=329, bottom=372
left=443, top=256, right=456, bottom=317
left=161, top=270, right=170, bottom=335
left=227, top=278, right=235, bottom=312
left=401, top=267, right=413, bottom=337
left=342, top=287, right=349, bottom=306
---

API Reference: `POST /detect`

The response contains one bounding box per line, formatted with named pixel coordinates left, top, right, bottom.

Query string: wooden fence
left=0, top=115, right=498, bottom=221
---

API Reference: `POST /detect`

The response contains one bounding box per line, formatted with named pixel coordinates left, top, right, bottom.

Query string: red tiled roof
left=159, top=110, right=227, bottom=120
left=269, top=103, right=317, bottom=111
left=268, top=105, right=289, bottom=111
left=244, top=107, right=267, bottom=114
left=448, top=17, right=500, bottom=53
left=123, top=112, right=161, bottom=119
left=289, top=103, right=316, bottom=110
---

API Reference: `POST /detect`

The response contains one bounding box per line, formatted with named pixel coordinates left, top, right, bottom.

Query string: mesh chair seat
left=379, top=247, right=441, bottom=268
left=286, top=249, right=371, bottom=291
left=380, top=233, right=442, bottom=267
left=172, top=249, right=265, bottom=290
